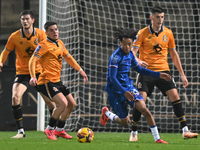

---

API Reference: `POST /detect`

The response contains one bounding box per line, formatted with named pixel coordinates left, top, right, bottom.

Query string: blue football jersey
left=105, top=46, right=138, bottom=94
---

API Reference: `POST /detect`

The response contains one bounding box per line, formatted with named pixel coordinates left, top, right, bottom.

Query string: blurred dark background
left=0, top=0, right=39, bottom=131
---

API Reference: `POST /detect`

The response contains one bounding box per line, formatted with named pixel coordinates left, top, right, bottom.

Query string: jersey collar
left=47, top=37, right=59, bottom=47
left=149, top=25, right=164, bottom=36
left=21, top=27, right=36, bottom=40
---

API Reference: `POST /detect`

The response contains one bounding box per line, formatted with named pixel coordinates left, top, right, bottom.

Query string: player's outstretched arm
left=79, top=69, right=88, bottom=82
left=134, top=65, right=171, bottom=81
left=64, top=54, right=88, bottom=82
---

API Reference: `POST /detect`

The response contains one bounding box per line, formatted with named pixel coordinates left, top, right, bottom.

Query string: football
left=76, top=127, right=94, bottom=143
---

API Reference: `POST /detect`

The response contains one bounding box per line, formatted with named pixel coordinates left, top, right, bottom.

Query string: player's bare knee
left=12, top=95, right=21, bottom=104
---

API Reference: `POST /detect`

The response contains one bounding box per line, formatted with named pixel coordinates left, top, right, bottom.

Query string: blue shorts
left=107, top=87, right=143, bottom=119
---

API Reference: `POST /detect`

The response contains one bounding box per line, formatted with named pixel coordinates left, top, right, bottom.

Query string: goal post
left=38, top=0, right=200, bottom=133
left=37, top=0, right=46, bottom=131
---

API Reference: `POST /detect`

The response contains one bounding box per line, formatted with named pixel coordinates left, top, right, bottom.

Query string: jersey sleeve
left=109, top=54, right=120, bottom=68
left=168, top=30, right=176, bottom=50
left=5, top=34, right=15, bottom=51
left=33, top=42, right=48, bottom=58
left=133, top=30, right=143, bottom=49
left=108, top=54, right=127, bottom=94
left=133, top=65, right=160, bottom=78
left=61, top=41, right=69, bottom=56
left=131, top=53, right=139, bottom=67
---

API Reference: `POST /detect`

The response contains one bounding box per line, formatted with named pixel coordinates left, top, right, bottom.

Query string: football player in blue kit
left=100, top=27, right=171, bottom=143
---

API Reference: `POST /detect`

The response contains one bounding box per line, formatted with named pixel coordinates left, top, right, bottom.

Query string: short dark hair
left=44, top=21, right=57, bottom=31
left=113, top=27, right=137, bottom=42
left=20, top=10, right=34, bottom=19
left=151, top=6, right=164, bottom=14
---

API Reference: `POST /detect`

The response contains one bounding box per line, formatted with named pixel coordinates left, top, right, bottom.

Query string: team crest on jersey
left=35, top=38, right=39, bottom=45
left=137, top=82, right=142, bottom=89
left=53, top=87, right=58, bottom=92
left=111, top=55, right=118, bottom=64
left=163, top=35, right=167, bottom=42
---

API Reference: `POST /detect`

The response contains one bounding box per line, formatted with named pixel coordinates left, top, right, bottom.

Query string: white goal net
left=43, top=0, right=200, bottom=133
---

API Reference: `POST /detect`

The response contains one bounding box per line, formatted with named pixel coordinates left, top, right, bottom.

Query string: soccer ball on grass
left=76, top=127, right=94, bottom=143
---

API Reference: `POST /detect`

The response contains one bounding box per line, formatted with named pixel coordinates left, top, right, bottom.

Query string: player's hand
left=139, top=60, right=149, bottom=68
left=80, top=70, right=88, bottom=82
left=124, top=91, right=134, bottom=102
left=181, top=74, right=188, bottom=88
left=29, top=77, right=37, bottom=86
left=0, top=62, right=3, bottom=72
left=160, top=73, right=171, bottom=81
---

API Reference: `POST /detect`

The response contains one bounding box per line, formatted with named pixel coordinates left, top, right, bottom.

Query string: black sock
left=131, top=107, right=142, bottom=131
left=12, top=104, right=23, bottom=129
left=48, top=117, right=58, bottom=128
left=172, top=100, right=187, bottom=128
left=57, top=120, right=65, bottom=129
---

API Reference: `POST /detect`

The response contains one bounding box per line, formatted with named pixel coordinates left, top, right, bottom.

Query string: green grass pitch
left=0, top=131, right=199, bottom=150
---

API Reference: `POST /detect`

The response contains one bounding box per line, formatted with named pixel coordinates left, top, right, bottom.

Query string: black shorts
left=36, top=81, right=70, bottom=100
left=14, top=74, right=40, bottom=88
left=136, top=71, right=176, bottom=96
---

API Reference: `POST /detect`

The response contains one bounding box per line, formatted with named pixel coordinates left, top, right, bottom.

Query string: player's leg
left=44, top=92, right=68, bottom=140
left=54, top=93, right=75, bottom=139
left=35, top=74, right=56, bottom=116
left=11, top=82, right=27, bottom=138
left=135, top=100, right=168, bottom=144
left=37, top=82, right=68, bottom=140
left=131, top=74, right=155, bottom=140
left=40, top=93, right=56, bottom=116
left=166, top=88, right=198, bottom=139
left=101, top=106, right=130, bottom=126
left=101, top=93, right=130, bottom=126
left=130, top=91, right=147, bottom=141
left=156, top=72, right=198, bottom=139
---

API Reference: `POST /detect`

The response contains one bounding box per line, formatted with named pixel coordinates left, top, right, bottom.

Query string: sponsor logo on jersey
left=58, top=54, right=62, bottom=62
left=153, top=43, right=162, bottom=54
left=26, top=47, right=35, bottom=55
